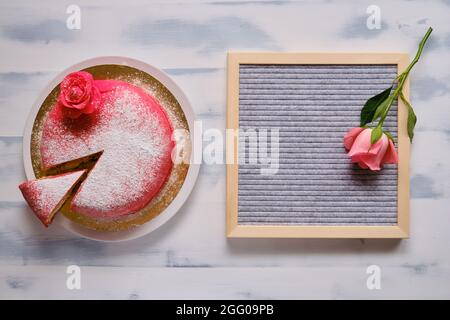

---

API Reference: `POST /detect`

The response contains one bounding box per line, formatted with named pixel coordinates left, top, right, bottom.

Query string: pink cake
left=39, top=76, right=174, bottom=219
left=19, top=170, right=86, bottom=227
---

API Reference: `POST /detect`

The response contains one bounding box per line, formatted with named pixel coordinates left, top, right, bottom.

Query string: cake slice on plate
left=19, top=170, right=87, bottom=227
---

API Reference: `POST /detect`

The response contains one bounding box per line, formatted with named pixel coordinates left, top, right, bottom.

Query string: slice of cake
left=19, top=170, right=87, bottom=227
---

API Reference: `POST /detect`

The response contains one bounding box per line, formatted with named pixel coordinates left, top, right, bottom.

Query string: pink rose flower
left=58, top=71, right=101, bottom=119
left=344, top=127, right=398, bottom=171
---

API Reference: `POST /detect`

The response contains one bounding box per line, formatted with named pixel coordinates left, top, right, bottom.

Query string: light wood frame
left=226, top=52, right=410, bottom=238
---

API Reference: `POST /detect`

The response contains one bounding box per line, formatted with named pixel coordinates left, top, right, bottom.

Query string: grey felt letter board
left=226, top=53, right=410, bottom=238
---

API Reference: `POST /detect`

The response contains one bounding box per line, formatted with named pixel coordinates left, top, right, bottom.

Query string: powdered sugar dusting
left=127, top=76, right=188, bottom=131
left=40, top=81, right=174, bottom=218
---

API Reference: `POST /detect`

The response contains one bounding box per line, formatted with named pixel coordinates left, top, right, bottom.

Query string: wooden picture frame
left=226, top=52, right=410, bottom=238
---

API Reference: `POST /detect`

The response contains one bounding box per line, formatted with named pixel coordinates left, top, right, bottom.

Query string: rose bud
left=344, top=127, right=398, bottom=171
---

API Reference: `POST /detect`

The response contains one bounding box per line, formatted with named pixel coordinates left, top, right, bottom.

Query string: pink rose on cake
left=58, top=71, right=102, bottom=119
left=344, top=127, right=398, bottom=171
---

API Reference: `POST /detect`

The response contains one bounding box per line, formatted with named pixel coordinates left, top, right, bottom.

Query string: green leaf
left=373, top=95, right=394, bottom=121
left=360, top=86, right=392, bottom=126
left=407, top=109, right=417, bottom=142
left=384, top=131, right=395, bottom=142
left=371, top=126, right=383, bottom=145
left=400, top=93, right=417, bottom=142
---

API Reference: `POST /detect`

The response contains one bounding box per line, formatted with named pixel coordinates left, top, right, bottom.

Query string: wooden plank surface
left=1, top=0, right=450, bottom=299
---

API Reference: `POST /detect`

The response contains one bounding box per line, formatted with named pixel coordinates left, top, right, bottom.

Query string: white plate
left=23, top=56, right=200, bottom=242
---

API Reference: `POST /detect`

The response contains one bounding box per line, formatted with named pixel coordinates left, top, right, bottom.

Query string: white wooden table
left=1, top=0, right=450, bottom=299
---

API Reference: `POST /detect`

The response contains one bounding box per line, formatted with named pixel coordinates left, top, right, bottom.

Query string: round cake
left=25, top=65, right=190, bottom=232
left=40, top=80, right=174, bottom=218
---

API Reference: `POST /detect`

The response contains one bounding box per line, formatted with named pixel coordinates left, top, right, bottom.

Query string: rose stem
left=377, top=27, right=433, bottom=128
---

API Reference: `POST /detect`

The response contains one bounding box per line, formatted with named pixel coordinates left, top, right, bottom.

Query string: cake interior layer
left=42, top=151, right=104, bottom=219
left=44, top=151, right=104, bottom=176
left=47, top=171, right=88, bottom=226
